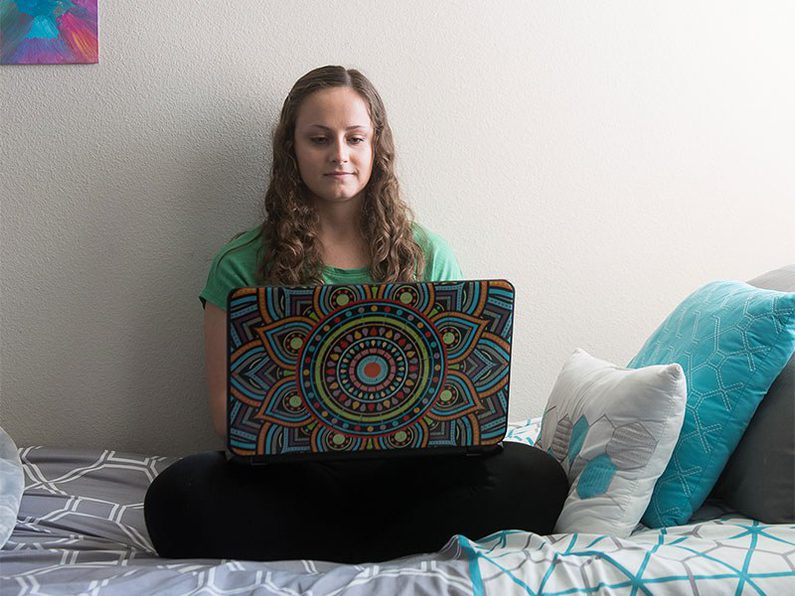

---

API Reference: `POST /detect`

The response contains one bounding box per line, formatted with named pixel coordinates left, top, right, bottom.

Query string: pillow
left=536, top=349, right=686, bottom=537
left=710, top=266, right=795, bottom=522
left=0, top=426, right=24, bottom=549
left=628, top=280, right=795, bottom=528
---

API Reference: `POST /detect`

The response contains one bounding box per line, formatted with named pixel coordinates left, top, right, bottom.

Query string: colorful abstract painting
left=1, top=0, right=98, bottom=64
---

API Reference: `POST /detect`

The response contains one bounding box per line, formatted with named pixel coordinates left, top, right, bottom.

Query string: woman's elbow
left=213, top=417, right=227, bottom=440
left=210, top=395, right=227, bottom=439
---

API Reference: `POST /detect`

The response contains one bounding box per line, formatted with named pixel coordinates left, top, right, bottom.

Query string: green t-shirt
left=199, top=223, right=464, bottom=310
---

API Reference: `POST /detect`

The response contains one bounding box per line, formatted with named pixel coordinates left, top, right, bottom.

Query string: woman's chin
left=314, top=192, right=365, bottom=205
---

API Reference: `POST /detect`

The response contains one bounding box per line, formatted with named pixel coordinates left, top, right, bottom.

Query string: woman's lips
left=324, top=172, right=353, bottom=177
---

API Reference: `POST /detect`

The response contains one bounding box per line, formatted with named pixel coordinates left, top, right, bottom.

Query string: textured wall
left=2, top=1, right=794, bottom=455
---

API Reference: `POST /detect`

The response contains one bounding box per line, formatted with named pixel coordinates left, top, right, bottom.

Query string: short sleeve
left=199, top=228, right=263, bottom=310
left=413, top=224, right=464, bottom=282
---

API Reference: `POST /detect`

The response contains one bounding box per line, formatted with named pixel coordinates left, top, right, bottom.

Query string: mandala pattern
left=227, top=281, right=515, bottom=456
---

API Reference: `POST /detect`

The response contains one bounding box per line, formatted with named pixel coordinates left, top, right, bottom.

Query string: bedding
left=1, top=419, right=793, bottom=595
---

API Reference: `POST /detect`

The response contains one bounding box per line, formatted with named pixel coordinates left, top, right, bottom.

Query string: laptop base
left=228, top=442, right=504, bottom=466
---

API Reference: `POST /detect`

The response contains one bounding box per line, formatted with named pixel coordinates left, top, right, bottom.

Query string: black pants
left=144, top=442, right=567, bottom=564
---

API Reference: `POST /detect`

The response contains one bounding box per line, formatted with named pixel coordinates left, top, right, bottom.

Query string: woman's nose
left=331, top=139, right=349, bottom=163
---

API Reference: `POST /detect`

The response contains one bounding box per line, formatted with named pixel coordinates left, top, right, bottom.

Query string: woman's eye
left=349, top=137, right=366, bottom=145
left=310, top=137, right=327, bottom=144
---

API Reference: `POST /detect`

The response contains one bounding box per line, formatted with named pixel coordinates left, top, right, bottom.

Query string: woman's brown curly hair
left=259, top=65, right=425, bottom=285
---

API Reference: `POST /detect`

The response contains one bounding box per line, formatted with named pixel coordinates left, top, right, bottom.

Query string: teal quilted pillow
left=628, top=280, right=795, bottom=527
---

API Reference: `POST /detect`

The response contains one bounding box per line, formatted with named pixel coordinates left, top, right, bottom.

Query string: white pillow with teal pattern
left=537, top=349, right=687, bottom=537
left=0, top=426, right=24, bottom=549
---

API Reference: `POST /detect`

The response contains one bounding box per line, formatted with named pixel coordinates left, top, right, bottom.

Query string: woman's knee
left=500, top=442, right=567, bottom=487
left=144, top=451, right=227, bottom=557
left=491, top=442, right=569, bottom=530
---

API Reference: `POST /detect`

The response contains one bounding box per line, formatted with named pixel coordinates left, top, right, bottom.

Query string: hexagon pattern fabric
left=5, top=422, right=795, bottom=594
left=628, top=280, right=795, bottom=528
left=537, top=349, right=687, bottom=537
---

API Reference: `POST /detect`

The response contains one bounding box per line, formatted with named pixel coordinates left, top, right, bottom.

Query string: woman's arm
left=204, top=303, right=227, bottom=438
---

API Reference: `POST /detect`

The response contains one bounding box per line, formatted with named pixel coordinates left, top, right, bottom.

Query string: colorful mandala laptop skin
left=227, top=280, right=515, bottom=462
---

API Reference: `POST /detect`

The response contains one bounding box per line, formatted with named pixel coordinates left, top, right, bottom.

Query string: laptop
left=226, top=279, right=515, bottom=463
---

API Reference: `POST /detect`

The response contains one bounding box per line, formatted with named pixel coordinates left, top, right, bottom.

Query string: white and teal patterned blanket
left=1, top=419, right=793, bottom=595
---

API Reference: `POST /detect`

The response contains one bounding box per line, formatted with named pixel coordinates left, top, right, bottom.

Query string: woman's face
left=293, top=87, right=375, bottom=207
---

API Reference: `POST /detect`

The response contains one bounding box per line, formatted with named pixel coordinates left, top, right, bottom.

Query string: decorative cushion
left=628, top=280, right=795, bottom=528
left=536, top=349, right=686, bottom=537
left=710, top=266, right=795, bottom=522
left=0, top=426, right=24, bottom=549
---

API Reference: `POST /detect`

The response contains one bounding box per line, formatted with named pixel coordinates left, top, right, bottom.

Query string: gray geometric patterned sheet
left=1, top=419, right=793, bottom=595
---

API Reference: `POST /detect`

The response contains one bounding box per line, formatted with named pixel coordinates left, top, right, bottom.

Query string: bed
left=2, top=418, right=793, bottom=596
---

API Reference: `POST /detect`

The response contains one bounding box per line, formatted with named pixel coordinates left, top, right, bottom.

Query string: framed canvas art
left=1, top=0, right=98, bottom=64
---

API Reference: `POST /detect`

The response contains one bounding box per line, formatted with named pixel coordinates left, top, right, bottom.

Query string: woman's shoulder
left=208, top=225, right=265, bottom=270
left=411, top=222, right=449, bottom=251
left=410, top=222, right=464, bottom=281
left=216, top=225, right=264, bottom=255
left=200, top=225, right=265, bottom=309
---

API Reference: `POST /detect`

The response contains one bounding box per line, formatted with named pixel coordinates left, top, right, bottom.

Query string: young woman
left=144, top=65, right=568, bottom=564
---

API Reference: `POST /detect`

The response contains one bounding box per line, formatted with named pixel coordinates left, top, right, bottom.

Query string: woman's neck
left=315, top=197, right=362, bottom=236
left=315, top=198, right=369, bottom=269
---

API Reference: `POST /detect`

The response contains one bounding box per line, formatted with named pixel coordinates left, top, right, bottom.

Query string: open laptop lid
left=226, top=280, right=514, bottom=463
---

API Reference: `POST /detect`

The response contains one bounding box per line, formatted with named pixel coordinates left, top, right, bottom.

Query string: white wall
left=1, top=1, right=793, bottom=456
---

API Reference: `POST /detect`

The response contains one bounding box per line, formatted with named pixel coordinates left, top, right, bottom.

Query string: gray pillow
left=711, top=265, right=795, bottom=522
left=0, top=426, right=24, bottom=548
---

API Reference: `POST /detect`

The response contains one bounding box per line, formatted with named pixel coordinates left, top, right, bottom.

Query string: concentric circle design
left=315, top=285, right=369, bottom=313
left=315, top=427, right=362, bottom=451
left=385, top=283, right=434, bottom=312
left=439, top=325, right=462, bottom=350
left=282, top=391, right=304, bottom=413
left=283, top=331, right=305, bottom=355
left=378, top=424, right=423, bottom=449
left=298, top=301, right=446, bottom=436
left=354, top=354, right=391, bottom=386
